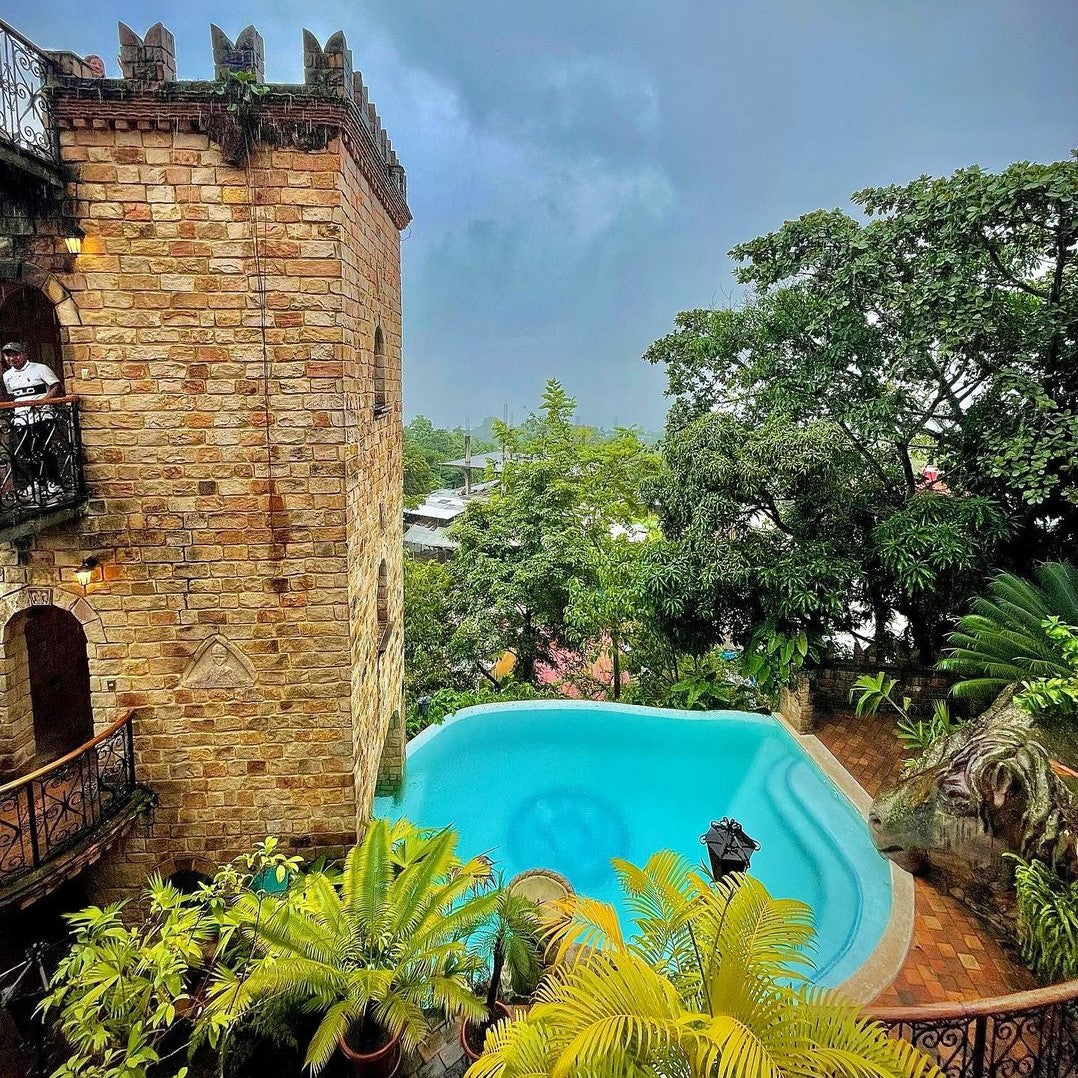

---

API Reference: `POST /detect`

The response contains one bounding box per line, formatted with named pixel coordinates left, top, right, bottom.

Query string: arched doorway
left=0, top=283, right=65, bottom=386
left=3, top=606, right=93, bottom=768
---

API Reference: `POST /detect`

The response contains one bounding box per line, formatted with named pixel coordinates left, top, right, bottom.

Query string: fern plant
left=469, top=851, right=940, bottom=1078
left=939, top=562, right=1078, bottom=699
left=1009, top=855, right=1078, bottom=981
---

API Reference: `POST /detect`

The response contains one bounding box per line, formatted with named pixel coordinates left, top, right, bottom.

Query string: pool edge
left=774, top=712, right=915, bottom=1005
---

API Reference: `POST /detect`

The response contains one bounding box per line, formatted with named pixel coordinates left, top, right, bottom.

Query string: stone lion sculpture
left=870, top=689, right=1078, bottom=930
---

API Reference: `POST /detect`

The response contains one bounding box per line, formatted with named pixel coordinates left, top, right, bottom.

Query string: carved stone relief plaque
left=181, top=634, right=256, bottom=689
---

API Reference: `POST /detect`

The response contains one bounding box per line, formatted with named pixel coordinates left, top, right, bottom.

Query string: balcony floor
left=0, top=496, right=88, bottom=544
left=0, top=786, right=153, bottom=910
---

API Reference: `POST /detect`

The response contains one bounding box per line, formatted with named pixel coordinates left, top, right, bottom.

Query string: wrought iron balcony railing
left=0, top=713, right=138, bottom=890
left=872, top=979, right=1078, bottom=1077
left=0, top=396, right=88, bottom=540
left=0, top=18, right=58, bottom=168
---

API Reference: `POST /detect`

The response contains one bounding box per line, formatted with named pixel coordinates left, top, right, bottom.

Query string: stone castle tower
left=0, top=21, right=406, bottom=903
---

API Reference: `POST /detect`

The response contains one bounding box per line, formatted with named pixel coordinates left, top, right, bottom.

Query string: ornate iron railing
left=872, top=980, right=1078, bottom=1077
left=0, top=713, right=137, bottom=887
left=0, top=397, right=87, bottom=536
left=0, top=19, right=58, bottom=166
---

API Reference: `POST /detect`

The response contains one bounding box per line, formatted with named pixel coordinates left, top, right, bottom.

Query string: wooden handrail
left=870, top=977, right=1078, bottom=1023
left=0, top=395, right=79, bottom=410
left=0, top=710, right=133, bottom=796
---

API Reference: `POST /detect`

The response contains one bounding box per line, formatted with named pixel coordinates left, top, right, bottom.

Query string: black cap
left=2, top=341, right=24, bottom=354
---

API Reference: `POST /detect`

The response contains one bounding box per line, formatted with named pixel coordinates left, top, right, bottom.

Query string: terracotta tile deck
left=813, top=708, right=1036, bottom=1006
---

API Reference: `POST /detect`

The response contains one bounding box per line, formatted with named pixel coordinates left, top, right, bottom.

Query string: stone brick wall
left=812, top=661, right=963, bottom=718
left=0, top=610, right=34, bottom=780
left=0, top=27, right=408, bottom=897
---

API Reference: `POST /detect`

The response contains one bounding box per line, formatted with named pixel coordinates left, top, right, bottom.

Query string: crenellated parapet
left=42, top=22, right=409, bottom=226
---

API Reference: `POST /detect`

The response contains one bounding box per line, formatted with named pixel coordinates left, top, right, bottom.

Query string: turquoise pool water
left=374, top=702, right=892, bottom=986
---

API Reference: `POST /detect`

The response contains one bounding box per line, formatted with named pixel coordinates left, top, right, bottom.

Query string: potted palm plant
left=460, top=885, right=542, bottom=1061
left=209, top=819, right=497, bottom=1077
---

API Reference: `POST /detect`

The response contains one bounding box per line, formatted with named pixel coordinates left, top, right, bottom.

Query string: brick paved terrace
left=814, top=707, right=1036, bottom=1006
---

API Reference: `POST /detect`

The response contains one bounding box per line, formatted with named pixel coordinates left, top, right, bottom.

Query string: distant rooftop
left=404, top=489, right=469, bottom=522
left=441, top=451, right=505, bottom=473
left=404, top=523, right=459, bottom=551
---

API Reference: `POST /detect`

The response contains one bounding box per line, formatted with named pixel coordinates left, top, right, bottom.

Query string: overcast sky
left=9, top=1, right=1077, bottom=428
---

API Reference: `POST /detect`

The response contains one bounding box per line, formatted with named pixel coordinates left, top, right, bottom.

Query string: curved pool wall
left=374, top=701, right=894, bottom=988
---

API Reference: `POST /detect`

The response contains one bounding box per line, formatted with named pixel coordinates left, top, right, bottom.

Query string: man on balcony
left=1, top=341, right=63, bottom=504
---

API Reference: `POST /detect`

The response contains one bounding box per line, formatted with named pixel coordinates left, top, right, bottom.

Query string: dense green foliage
left=42, top=876, right=211, bottom=1078
left=940, top=562, right=1078, bottom=699
left=1015, top=618, right=1078, bottom=716
left=471, top=852, right=937, bottom=1078
left=646, top=157, right=1078, bottom=663
left=39, top=841, right=300, bottom=1078
left=411, top=382, right=822, bottom=717
left=448, top=380, right=660, bottom=684
left=1010, top=855, right=1078, bottom=982
left=402, top=554, right=463, bottom=701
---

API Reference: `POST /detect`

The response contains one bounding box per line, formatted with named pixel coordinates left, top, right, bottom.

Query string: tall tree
left=647, top=157, right=1075, bottom=661
left=449, top=380, right=659, bottom=682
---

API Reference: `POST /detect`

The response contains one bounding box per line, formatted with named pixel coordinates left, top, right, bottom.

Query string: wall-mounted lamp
left=63, top=225, right=84, bottom=256
left=74, top=556, right=99, bottom=591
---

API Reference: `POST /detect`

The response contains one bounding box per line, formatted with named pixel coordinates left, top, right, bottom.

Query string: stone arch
left=0, top=603, right=94, bottom=777
left=0, top=280, right=66, bottom=388
left=375, top=708, right=404, bottom=795
left=0, top=584, right=110, bottom=658
left=373, top=323, right=387, bottom=415
left=0, top=586, right=115, bottom=782
left=156, top=854, right=219, bottom=893
left=0, top=261, right=81, bottom=331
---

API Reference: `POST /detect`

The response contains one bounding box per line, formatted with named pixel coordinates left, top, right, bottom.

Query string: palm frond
left=942, top=564, right=1078, bottom=696
left=304, top=1000, right=356, bottom=1073
left=345, top=818, right=392, bottom=929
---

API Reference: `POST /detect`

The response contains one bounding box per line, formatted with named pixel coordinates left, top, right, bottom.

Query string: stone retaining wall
left=812, top=661, right=963, bottom=718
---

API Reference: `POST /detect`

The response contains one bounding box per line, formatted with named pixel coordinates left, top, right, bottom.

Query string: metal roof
left=403, top=524, right=459, bottom=550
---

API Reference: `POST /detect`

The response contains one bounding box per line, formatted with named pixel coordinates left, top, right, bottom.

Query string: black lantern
left=701, top=817, right=759, bottom=883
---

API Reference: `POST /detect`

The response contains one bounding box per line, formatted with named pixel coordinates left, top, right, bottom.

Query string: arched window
left=376, top=559, right=390, bottom=652
left=373, top=325, right=388, bottom=416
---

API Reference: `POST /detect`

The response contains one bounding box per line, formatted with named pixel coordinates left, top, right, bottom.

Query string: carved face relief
left=870, top=702, right=1072, bottom=889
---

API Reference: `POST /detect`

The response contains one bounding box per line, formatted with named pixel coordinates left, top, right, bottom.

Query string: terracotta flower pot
left=460, top=1001, right=513, bottom=1061
left=337, top=1025, right=402, bottom=1078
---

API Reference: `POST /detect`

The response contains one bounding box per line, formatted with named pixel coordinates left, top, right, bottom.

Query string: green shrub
left=1014, top=618, right=1078, bottom=718
left=850, top=671, right=964, bottom=755
left=38, top=839, right=301, bottom=1078
left=1010, top=855, right=1078, bottom=981
left=895, top=700, right=962, bottom=754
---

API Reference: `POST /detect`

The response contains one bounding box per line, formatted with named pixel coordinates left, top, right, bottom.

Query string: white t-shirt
left=3, top=362, right=60, bottom=425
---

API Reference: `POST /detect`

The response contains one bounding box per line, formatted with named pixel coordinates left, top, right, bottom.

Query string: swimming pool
left=374, top=701, right=892, bottom=987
